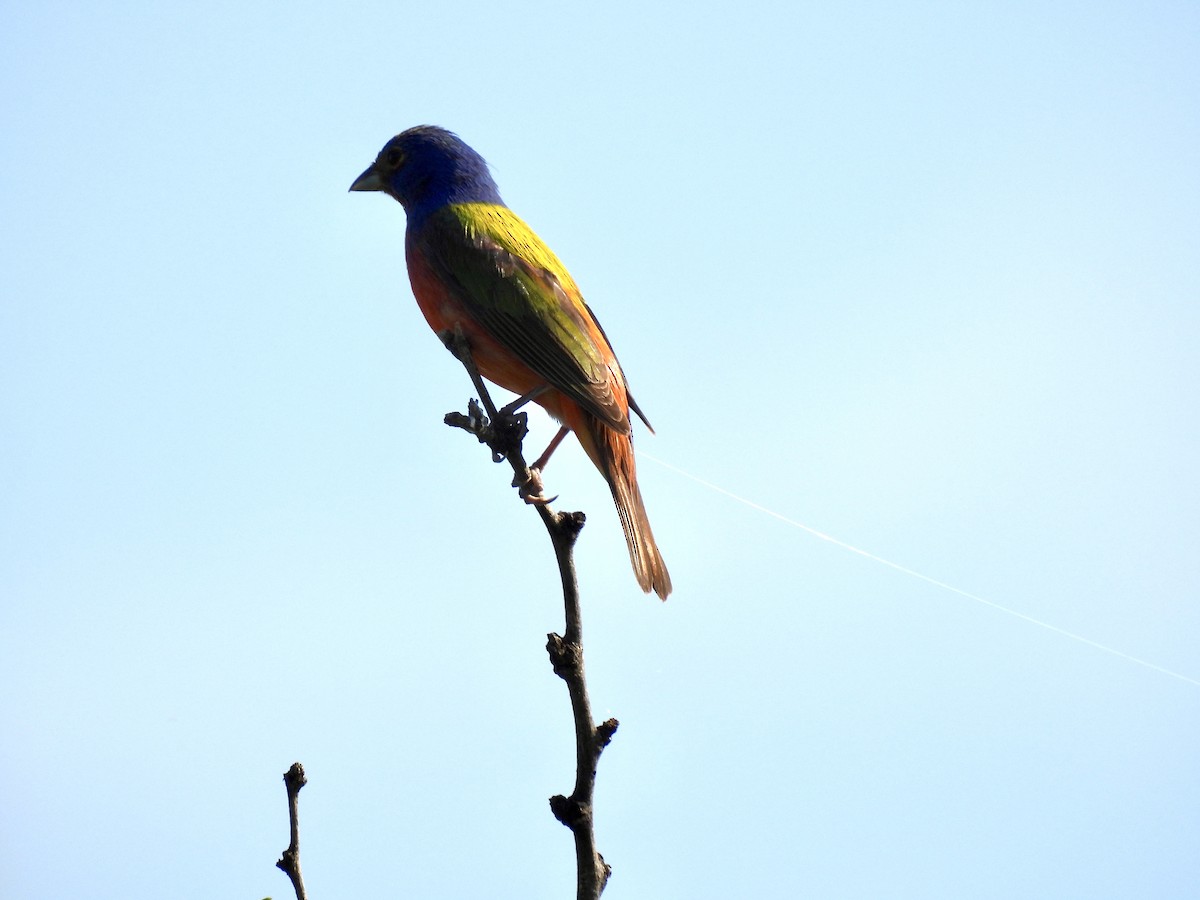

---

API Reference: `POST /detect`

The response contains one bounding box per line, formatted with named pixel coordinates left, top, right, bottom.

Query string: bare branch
left=275, top=762, right=309, bottom=900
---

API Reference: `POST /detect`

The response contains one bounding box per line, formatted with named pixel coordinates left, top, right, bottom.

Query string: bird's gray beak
left=349, top=164, right=385, bottom=192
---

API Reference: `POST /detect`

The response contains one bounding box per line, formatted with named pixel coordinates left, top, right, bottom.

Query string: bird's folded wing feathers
left=418, top=204, right=631, bottom=432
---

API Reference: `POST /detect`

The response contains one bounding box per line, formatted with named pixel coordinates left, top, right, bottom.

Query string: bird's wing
left=416, top=202, right=631, bottom=432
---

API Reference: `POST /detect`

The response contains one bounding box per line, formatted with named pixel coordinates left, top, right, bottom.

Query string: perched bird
left=350, top=126, right=671, bottom=599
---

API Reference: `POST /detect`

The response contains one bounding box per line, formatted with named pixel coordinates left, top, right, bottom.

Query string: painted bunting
left=350, top=126, right=671, bottom=599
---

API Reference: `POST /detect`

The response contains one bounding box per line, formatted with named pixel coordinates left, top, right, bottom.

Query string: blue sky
left=3, top=2, right=1198, bottom=898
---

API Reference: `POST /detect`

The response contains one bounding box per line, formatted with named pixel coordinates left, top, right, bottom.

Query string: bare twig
left=442, top=328, right=616, bottom=899
left=544, top=541, right=618, bottom=900
left=276, top=762, right=309, bottom=900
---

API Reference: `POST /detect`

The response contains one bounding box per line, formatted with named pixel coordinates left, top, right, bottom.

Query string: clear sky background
left=3, top=2, right=1198, bottom=898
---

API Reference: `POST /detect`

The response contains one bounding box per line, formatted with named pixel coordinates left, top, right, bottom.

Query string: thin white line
left=640, top=451, right=1200, bottom=689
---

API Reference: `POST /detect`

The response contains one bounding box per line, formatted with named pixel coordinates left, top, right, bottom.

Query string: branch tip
left=283, top=761, right=307, bottom=791
left=276, top=762, right=309, bottom=900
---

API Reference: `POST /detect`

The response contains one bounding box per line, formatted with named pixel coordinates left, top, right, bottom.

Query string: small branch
left=442, top=328, right=616, bottom=899
left=276, top=762, right=309, bottom=900
left=546, top=632, right=617, bottom=899
left=543, top=510, right=615, bottom=899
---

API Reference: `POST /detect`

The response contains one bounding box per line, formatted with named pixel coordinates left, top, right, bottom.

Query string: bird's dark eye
left=384, top=148, right=403, bottom=167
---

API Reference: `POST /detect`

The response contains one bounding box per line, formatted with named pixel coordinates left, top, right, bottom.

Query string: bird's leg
left=439, top=327, right=494, bottom=415
left=440, top=327, right=555, bottom=503
left=513, top=425, right=570, bottom=505
left=531, top=426, right=570, bottom=473
left=439, top=326, right=528, bottom=461
left=438, top=326, right=471, bottom=364
left=500, top=384, right=550, bottom=416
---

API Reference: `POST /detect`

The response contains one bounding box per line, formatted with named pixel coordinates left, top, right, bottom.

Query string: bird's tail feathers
left=593, top=420, right=672, bottom=600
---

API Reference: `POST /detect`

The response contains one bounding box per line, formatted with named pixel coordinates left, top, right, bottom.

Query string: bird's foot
left=515, top=466, right=557, bottom=506
left=490, top=407, right=529, bottom=463
left=444, top=398, right=527, bottom=463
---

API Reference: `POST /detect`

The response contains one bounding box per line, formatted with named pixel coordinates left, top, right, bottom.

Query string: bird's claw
left=515, top=467, right=557, bottom=506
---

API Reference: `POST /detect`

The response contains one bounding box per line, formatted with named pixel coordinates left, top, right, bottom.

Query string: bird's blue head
left=350, top=126, right=504, bottom=227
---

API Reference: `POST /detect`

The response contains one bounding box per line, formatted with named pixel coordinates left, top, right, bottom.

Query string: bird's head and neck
left=350, top=126, right=504, bottom=229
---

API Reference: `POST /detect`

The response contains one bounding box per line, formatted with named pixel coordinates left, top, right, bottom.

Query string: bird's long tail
left=586, top=415, right=672, bottom=600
